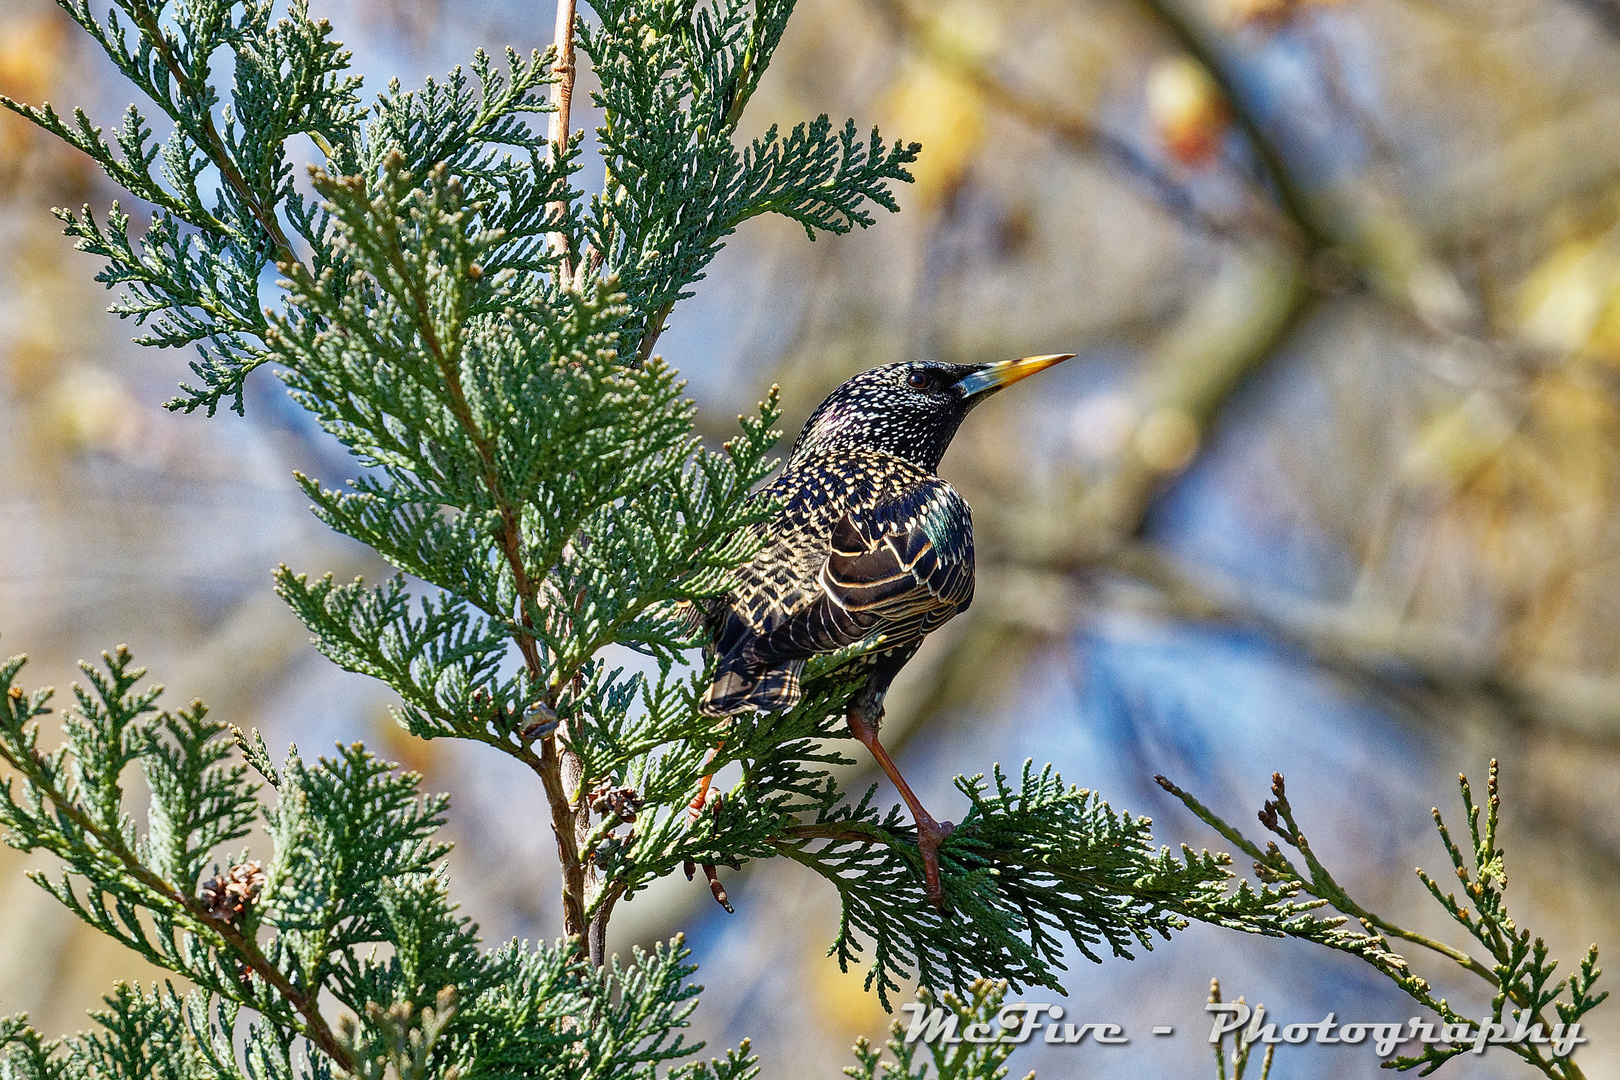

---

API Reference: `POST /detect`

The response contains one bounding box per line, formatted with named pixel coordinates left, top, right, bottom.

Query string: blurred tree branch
left=1089, top=542, right=1620, bottom=743
left=1131, top=0, right=1328, bottom=251
left=1568, top=0, right=1620, bottom=39
left=864, top=0, right=1292, bottom=244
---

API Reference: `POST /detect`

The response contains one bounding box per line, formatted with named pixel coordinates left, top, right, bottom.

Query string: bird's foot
left=686, top=781, right=712, bottom=825
left=686, top=741, right=726, bottom=824
left=681, top=788, right=735, bottom=913
left=846, top=702, right=956, bottom=908
left=682, top=858, right=734, bottom=913
left=917, top=814, right=955, bottom=909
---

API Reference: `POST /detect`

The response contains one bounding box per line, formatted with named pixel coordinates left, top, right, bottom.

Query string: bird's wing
left=821, top=482, right=974, bottom=624
left=748, top=479, right=974, bottom=663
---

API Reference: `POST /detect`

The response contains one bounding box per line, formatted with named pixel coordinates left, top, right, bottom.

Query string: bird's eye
left=905, top=371, right=930, bottom=390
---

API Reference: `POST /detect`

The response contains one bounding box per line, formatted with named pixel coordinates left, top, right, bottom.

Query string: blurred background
left=4, top=0, right=1620, bottom=1076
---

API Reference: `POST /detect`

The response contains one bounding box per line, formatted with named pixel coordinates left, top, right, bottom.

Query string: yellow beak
left=952, top=353, right=1076, bottom=399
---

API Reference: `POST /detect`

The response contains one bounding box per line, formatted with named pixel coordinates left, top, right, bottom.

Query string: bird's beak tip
left=954, top=352, right=1076, bottom=397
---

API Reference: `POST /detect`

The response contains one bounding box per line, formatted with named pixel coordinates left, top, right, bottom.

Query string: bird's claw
left=702, top=862, right=734, bottom=913
left=681, top=858, right=733, bottom=912
left=680, top=793, right=736, bottom=913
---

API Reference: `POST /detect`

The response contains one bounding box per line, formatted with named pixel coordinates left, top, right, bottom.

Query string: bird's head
left=787, top=354, right=1075, bottom=471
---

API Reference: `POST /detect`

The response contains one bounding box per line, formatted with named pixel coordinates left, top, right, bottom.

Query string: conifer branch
left=637, top=298, right=677, bottom=364
left=15, top=7, right=1593, bottom=1080
left=0, top=649, right=354, bottom=1072
left=0, top=647, right=762, bottom=1079
left=1158, top=767, right=1603, bottom=1079
left=120, top=1, right=301, bottom=269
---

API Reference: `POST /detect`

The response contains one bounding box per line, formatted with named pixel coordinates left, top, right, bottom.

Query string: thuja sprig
left=1157, top=766, right=1604, bottom=1079
left=845, top=980, right=1033, bottom=1080
left=0, top=647, right=352, bottom=1069
left=579, top=0, right=920, bottom=362
left=0, top=0, right=366, bottom=415
left=772, top=760, right=1314, bottom=1010
left=1209, top=979, right=1275, bottom=1080
left=0, top=647, right=765, bottom=1080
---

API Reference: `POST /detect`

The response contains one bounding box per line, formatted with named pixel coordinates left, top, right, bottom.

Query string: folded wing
left=792, top=478, right=976, bottom=654
left=699, top=479, right=975, bottom=717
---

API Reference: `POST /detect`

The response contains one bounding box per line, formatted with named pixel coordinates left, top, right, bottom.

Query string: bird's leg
left=682, top=780, right=736, bottom=912
left=687, top=740, right=725, bottom=823
left=846, top=704, right=953, bottom=908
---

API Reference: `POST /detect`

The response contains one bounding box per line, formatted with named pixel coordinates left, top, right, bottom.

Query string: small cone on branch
left=199, top=860, right=266, bottom=923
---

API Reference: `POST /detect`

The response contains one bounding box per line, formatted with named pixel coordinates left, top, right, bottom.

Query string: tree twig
left=548, top=0, right=579, bottom=281
left=366, top=168, right=592, bottom=952
left=1156, top=771, right=1592, bottom=1080
left=125, top=4, right=301, bottom=273
left=635, top=298, right=676, bottom=365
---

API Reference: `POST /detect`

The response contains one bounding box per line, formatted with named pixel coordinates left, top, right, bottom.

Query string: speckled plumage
left=699, top=358, right=1068, bottom=722
left=700, top=445, right=974, bottom=716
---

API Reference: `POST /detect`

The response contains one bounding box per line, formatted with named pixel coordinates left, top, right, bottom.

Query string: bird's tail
left=699, top=656, right=805, bottom=716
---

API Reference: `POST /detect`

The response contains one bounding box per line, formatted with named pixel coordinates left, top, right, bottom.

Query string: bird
left=695, top=353, right=1074, bottom=906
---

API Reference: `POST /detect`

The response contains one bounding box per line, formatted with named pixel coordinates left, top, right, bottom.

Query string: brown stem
left=548, top=0, right=579, bottom=281
left=534, top=14, right=601, bottom=949
left=374, top=203, right=591, bottom=952
left=635, top=298, right=676, bottom=365
left=537, top=734, right=591, bottom=944
left=587, top=882, right=623, bottom=967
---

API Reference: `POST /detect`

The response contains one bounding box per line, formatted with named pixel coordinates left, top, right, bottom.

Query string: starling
left=697, top=353, right=1074, bottom=906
